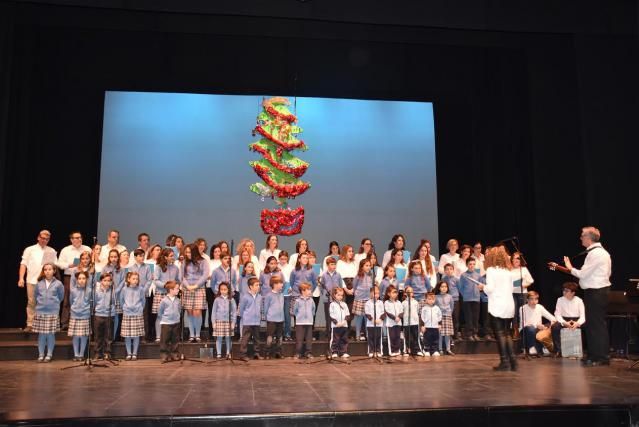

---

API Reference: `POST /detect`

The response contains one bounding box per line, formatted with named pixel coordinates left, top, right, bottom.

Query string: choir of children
left=29, top=232, right=580, bottom=365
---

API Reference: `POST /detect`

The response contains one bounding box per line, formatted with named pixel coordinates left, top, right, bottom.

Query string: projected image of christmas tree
left=249, top=97, right=310, bottom=235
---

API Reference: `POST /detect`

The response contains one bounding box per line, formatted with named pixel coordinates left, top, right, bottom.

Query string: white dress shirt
left=519, top=303, right=556, bottom=329
left=510, top=266, right=534, bottom=294
left=483, top=267, right=514, bottom=319
left=554, top=296, right=586, bottom=325
left=57, top=244, right=91, bottom=276
left=21, top=244, right=58, bottom=284
left=258, top=248, right=281, bottom=270
left=336, top=260, right=357, bottom=287
left=99, top=243, right=127, bottom=264
left=570, top=243, right=611, bottom=289
left=438, top=252, right=460, bottom=274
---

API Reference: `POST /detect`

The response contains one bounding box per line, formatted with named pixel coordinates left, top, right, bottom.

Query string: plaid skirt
left=121, top=314, right=145, bottom=337
left=33, top=314, right=60, bottom=334
left=181, top=288, right=207, bottom=310
left=213, top=320, right=233, bottom=337
left=68, top=318, right=90, bottom=336
left=115, top=299, right=123, bottom=315
left=440, top=314, right=454, bottom=336
left=151, top=293, right=166, bottom=314
left=289, top=296, right=298, bottom=316
left=352, top=299, right=368, bottom=316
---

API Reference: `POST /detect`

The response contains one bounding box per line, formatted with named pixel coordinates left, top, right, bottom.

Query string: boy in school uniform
left=263, top=276, right=285, bottom=359
left=294, top=283, right=316, bottom=359
left=239, top=278, right=263, bottom=361
left=157, top=281, right=181, bottom=362
left=320, top=257, right=342, bottom=339
left=421, top=292, right=442, bottom=357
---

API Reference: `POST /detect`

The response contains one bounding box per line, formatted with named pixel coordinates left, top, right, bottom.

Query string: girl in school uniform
left=260, top=256, right=284, bottom=298
left=379, top=264, right=398, bottom=297
left=258, top=234, right=281, bottom=270
left=152, top=248, right=181, bottom=342
left=336, top=245, right=357, bottom=333
left=180, top=243, right=210, bottom=342
left=278, top=251, right=294, bottom=341
left=70, top=251, right=94, bottom=288
left=239, top=261, right=258, bottom=296
left=435, top=281, right=455, bottom=355
left=120, top=271, right=152, bottom=360
left=322, top=241, right=340, bottom=272
left=211, top=282, right=236, bottom=359
left=33, top=263, right=64, bottom=362
left=92, top=244, right=105, bottom=273
left=404, top=260, right=430, bottom=310
left=288, top=238, right=309, bottom=269
left=391, top=249, right=408, bottom=297
left=68, top=270, right=93, bottom=361
left=352, top=258, right=374, bottom=341
left=354, top=237, right=374, bottom=265
left=102, top=249, right=125, bottom=341
left=402, top=286, right=423, bottom=356
left=382, top=234, right=408, bottom=268
left=384, top=285, right=403, bottom=357
left=289, top=252, right=318, bottom=322
left=368, top=252, right=383, bottom=285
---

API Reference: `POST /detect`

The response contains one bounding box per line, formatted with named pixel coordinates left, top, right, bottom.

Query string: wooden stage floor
left=0, top=355, right=638, bottom=426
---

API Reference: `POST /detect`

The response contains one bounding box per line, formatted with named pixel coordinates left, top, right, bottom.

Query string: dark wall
left=1, top=0, right=637, bottom=327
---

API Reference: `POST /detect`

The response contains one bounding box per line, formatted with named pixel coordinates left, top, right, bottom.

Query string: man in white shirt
left=99, top=229, right=127, bottom=264
left=551, top=281, right=586, bottom=356
left=17, top=230, right=58, bottom=331
left=563, top=226, right=611, bottom=366
left=56, top=231, right=91, bottom=330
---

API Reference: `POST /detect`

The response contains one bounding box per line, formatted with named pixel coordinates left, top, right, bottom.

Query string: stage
left=0, top=355, right=637, bottom=426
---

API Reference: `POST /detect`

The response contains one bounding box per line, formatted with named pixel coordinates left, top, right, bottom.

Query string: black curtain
left=0, top=1, right=637, bottom=327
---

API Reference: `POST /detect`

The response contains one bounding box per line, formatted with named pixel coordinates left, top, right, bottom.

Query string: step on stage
left=0, top=332, right=638, bottom=427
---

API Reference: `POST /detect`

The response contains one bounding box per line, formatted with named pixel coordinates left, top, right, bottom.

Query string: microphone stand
left=511, top=238, right=531, bottom=360
left=403, top=294, right=419, bottom=361
left=62, top=269, right=107, bottom=370
left=104, top=280, right=120, bottom=365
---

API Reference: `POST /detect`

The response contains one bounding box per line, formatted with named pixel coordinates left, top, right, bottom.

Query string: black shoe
left=582, top=359, right=610, bottom=367
left=493, top=361, right=511, bottom=371
left=510, top=357, right=518, bottom=371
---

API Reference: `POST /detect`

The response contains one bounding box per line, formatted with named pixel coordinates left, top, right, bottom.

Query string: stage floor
left=0, top=355, right=638, bottom=425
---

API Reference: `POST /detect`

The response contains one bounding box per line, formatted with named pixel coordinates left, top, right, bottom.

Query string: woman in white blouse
left=258, top=234, right=281, bottom=270
left=336, top=244, right=357, bottom=334
left=510, top=251, right=534, bottom=328
left=483, top=246, right=516, bottom=371
left=438, top=239, right=460, bottom=274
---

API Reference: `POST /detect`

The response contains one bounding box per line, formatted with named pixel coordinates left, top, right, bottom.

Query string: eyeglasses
left=71, top=236, right=81, bottom=240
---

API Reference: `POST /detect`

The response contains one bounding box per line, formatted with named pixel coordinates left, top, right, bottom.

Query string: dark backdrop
left=1, top=0, right=638, bottom=327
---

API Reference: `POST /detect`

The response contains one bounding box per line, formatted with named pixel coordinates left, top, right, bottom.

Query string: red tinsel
left=252, top=164, right=310, bottom=198
left=255, top=125, right=306, bottom=150
left=265, top=105, right=297, bottom=123
left=250, top=144, right=308, bottom=178
left=261, top=207, right=305, bottom=236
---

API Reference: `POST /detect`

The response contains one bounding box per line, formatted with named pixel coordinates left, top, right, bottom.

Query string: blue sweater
left=459, top=270, right=484, bottom=302
left=129, top=263, right=153, bottom=291
left=211, top=295, right=237, bottom=323
left=238, top=275, right=257, bottom=296
left=182, top=260, right=209, bottom=289
left=259, top=271, right=284, bottom=296
left=239, top=292, right=262, bottom=326
left=379, top=277, right=398, bottom=297
left=442, top=275, right=460, bottom=301
left=353, top=274, right=373, bottom=301
left=94, top=284, right=119, bottom=317
left=320, top=271, right=342, bottom=297
left=289, top=268, right=318, bottom=297
left=153, top=264, right=181, bottom=295
left=210, top=266, right=237, bottom=294
left=405, top=275, right=430, bottom=299
left=102, top=264, right=125, bottom=290
left=34, top=279, right=65, bottom=315
left=263, top=291, right=285, bottom=322
left=435, top=293, right=454, bottom=316
left=158, top=296, right=181, bottom=324
left=69, top=282, right=93, bottom=319
left=119, top=283, right=152, bottom=316
left=294, top=296, right=315, bottom=325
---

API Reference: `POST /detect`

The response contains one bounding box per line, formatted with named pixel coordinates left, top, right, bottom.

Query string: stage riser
left=0, top=340, right=500, bottom=361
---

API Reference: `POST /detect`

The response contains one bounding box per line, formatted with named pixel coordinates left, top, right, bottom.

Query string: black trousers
left=160, top=323, right=180, bottom=357
left=266, top=321, right=284, bottom=356
left=144, top=295, right=153, bottom=341
left=491, top=314, right=515, bottom=362
left=240, top=325, right=263, bottom=357
left=367, top=326, right=383, bottom=353
left=388, top=325, right=402, bottom=353
left=453, top=298, right=461, bottom=334
left=323, top=302, right=332, bottom=338
left=423, top=328, right=440, bottom=353
left=93, top=316, right=113, bottom=356
left=584, top=287, right=610, bottom=361
left=205, top=288, right=215, bottom=332
left=462, top=301, right=480, bottom=336
left=60, top=275, right=71, bottom=328
left=479, top=301, right=490, bottom=336
left=330, top=327, right=349, bottom=355
left=295, top=324, right=313, bottom=356
left=403, top=325, right=420, bottom=354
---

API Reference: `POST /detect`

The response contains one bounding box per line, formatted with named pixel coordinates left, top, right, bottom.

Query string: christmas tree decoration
left=249, top=97, right=310, bottom=235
